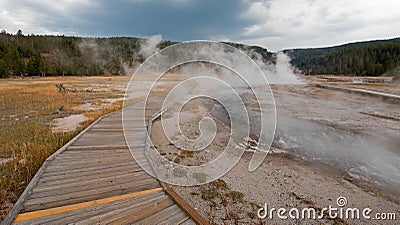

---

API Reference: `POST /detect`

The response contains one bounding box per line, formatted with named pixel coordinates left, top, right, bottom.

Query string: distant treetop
left=285, top=38, right=400, bottom=76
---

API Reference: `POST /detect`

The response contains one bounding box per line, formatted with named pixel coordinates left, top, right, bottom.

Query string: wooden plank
left=51, top=153, right=135, bottom=164
left=60, top=149, right=129, bottom=155
left=34, top=168, right=147, bottom=188
left=44, top=158, right=134, bottom=170
left=55, top=152, right=131, bottom=160
left=14, top=188, right=163, bottom=222
left=165, top=188, right=210, bottom=225
left=23, top=179, right=161, bottom=212
left=108, top=197, right=174, bottom=224
left=14, top=191, right=165, bottom=225
left=31, top=170, right=149, bottom=197
left=37, top=169, right=144, bottom=188
left=80, top=134, right=127, bottom=140
left=88, top=125, right=123, bottom=129
left=78, top=136, right=127, bottom=141
left=83, top=131, right=125, bottom=135
left=27, top=176, right=156, bottom=205
left=40, top=162, right=139, bottom=180
left=180, top=218, right=196, bottom=225
left=316, top=84, right=400, bottom=104
left=55, top=153, right=130, bottom=161
left=43, top=161, right=134, bottom=173
left=42, top=160, right=134, bottom=175
left=72, top=138, right=127, bottom=146
left=73, top=195, right=172, bottom=225
left=135, top=204, right=189, bottom=225
left=67, top=145, right=128, bottom=150
left=123, top=143, right=146, bottom=148
left=43, top=161, right=151, bottom=176
left=89, top=128, right=145, bottom=132
left=44, top=159, right=136, bottom=173
left=54, top=153, right=131, bottom=162
left=162, top=212, right=190, bottom=225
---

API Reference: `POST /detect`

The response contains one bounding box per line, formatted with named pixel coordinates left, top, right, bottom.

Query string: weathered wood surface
left=5, top=97, right=197, bottom=225
left=316, top=84, right=400, bottom=104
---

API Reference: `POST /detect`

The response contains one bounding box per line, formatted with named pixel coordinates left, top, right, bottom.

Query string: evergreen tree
left=0, top=58, right=8, bottom=78
left=286, top=38, right=400, bottom=76
left=27, top=53, right=41, bottom=76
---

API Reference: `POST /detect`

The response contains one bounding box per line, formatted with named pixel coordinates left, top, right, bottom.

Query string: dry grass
left=0, top=76, right=129, bottom=220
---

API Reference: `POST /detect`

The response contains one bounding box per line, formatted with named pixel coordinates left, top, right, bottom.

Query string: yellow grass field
left=0, top=76, right=130, bottom=219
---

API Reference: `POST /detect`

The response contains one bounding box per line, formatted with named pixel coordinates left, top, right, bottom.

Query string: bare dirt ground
left=151, top=80, right=400, bottom=224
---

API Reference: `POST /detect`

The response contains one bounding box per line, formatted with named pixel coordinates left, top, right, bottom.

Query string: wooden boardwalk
left=3, top=97, right=204, bottom=225
left=316, top=84, right=400, bottom=104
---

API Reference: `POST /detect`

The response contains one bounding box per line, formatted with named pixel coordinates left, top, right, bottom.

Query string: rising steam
left=139, top=34, right=163, bottom=59
left=270, top=52, right=303, bottom=84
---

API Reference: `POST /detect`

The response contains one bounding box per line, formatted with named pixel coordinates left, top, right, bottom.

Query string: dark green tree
left=39, top=56, right=52, bottom=76
left=0, top=58, right=8, bottom=78
left=27, top=53, right=41, bottom=76
left=286, top=38, right=400, bottom=76
left=3, top=46, right=25, bottom=76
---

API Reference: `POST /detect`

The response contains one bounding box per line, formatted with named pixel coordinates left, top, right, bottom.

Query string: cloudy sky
left=1, top=0, right=399, bottom=51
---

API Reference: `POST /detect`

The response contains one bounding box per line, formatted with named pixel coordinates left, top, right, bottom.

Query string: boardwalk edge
left=2, top=110, right=121, bottom=225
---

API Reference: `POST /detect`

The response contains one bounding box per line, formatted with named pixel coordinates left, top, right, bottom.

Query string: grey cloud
left=1, top=0, right=399, bottom=51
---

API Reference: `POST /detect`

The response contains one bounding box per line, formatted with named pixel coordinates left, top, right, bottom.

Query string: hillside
left=0, top=31, right=274, bottom=78
left=284, top=38, right=400, bottom=76
left=223, top=41, right=276, bottom=65
left=0, top=31, right=152, bottom=78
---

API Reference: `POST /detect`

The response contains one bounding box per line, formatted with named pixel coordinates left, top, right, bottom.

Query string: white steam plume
left=268, top=52, right=303, bottom=84
left=139, top=34, right=163, bottom=59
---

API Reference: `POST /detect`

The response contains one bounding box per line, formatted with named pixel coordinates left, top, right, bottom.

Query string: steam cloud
left=243, top=50, right=303, bottom=85
left=125, top=40, right=399, bottom=194
left=270, top=52, right=303, bottom=84
left=139, top=34, right=163, bottom=59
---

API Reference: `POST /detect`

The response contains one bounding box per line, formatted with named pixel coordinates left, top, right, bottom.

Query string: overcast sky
left=1, top=0, right=399, bottom=51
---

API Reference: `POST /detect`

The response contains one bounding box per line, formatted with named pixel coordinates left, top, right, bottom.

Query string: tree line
left=223, top=42, right=276, bottom=64
left=0, top=30, right=156, bottom=78
left=0, top=30, right=275, bottom=78
left=284, top=38, right=400, bottom=76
